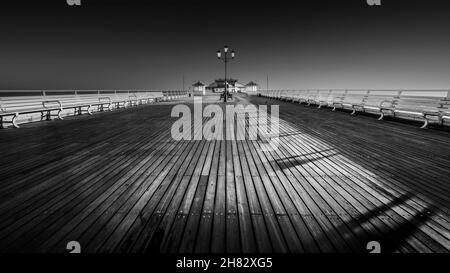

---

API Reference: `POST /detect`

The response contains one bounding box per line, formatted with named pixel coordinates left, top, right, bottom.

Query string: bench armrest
left=43, top=100, right=62, bottom=109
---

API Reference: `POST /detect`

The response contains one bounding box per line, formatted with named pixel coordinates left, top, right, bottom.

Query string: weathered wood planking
left=0, top=94, right=448, bottom=253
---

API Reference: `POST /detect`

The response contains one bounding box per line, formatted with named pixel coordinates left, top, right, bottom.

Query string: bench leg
left=420, top=118, right=429, bottom=129
left=378, top=112, right=385, bottom=120
left=350, top=109, right=356, bottom=115
left=87, top=105, right=92, bottom=115
left=12, top=113, right=20, bottom=128
left=438, top=116, right=444, bottom=126
left=57, top=109, right=64, bottom=120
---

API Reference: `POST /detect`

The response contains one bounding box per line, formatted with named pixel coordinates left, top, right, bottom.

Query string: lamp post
left=216, top=45, right=235, bottom=102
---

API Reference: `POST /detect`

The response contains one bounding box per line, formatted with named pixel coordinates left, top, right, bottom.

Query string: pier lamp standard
left=216, top=45, right=235, bottom=102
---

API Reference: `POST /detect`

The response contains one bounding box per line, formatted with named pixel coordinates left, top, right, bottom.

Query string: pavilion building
left=192, top=81, right=206, bottom=96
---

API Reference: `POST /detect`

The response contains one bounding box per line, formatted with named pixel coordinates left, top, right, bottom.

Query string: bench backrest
left=362, top=90, right=399, bottom=107
left=295, top=90, right=306, bottom=99
left=393, top=90, right=450, bottom=112
left=342, top=90, right=369, bottom=104
left=306, top=90, right=319, bottom=100
left=279, top=90, right=291, bottom=98
left=0, top=95, right=45, bottom=113
left=315, top=90, right=332, bottom=102
left=326, top=89, right=347, bottom=104
left=45, top=94, right=100, bottom=106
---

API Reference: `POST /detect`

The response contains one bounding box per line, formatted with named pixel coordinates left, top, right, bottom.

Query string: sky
left=0, top=0, right=449, bottom=90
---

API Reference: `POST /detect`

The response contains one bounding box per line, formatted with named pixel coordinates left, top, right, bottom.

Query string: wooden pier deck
left=0, top=94, right=449, bottom=253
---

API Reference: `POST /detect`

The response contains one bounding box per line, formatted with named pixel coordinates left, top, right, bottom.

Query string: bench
left=279, top=90, right=288, bottom=101
left=274, top=90, right=281, bottom=100
left=135, top=92, right=163, bottom=104
left=355, top=90, right=399, bottom=120
left=266, top=90, right=278, bottom=100
left=0, top=95, right=63, bottom=128
left=293, top=90, right=309, bottom=104
left=311, top=90, right=332, bottom=108
left=380, top=91, right=450, bottom=128
left=109, top=93, right=131, bottom=109
left=318, top=89, right=346, bottom=109
left=285, top=90, right=300, bottom=102
left=332, top=90, right=369, bottom=114
left=262, top=90, right=275, bottom=99
left=280, top=90, right=292, bottom=102
left=305, top=90, right=320, bottom=106
left=45, top=92, right=112, bottom=116
left=441, top=110, right=450, bottom=126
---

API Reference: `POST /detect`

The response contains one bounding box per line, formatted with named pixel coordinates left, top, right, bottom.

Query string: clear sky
left=0, top=0, right=449, bottom=90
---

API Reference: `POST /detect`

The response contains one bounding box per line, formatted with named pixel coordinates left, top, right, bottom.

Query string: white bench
left=311, top=90, right=332, bottom=108
left=332, top=90, right=369, bottom=115
left=295, top=90, right=310, bottom=104
left=357, top=90, right=399, bottom=120
left=381, top=91, right=450, bottom=128
left=0, top=95, right=62, bottom=128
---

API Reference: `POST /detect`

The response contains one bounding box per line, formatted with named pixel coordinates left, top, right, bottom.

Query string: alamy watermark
left=170, top=97, right=279, bottom=151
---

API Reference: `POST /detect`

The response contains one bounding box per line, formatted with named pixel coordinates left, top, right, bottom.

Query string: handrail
left=258, top=89, right=450, bottom=100
left=0, top=90, right=185, bottom=96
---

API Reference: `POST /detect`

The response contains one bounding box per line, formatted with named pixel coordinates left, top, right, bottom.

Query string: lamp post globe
left=216, top=45, right=235, bottom=103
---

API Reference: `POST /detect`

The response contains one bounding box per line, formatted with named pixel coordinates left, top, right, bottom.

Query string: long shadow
left=278, top=131, right=304, bottom=138
left=314, top=192, right=437, bottom=253
left=377, top=207, right=434, bottom=253
left=274, top=150, right=339, bottom=170
left=349, top=193, right=441, bottom=252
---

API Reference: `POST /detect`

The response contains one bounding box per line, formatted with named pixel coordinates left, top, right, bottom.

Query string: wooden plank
left=194, top=140, right=220, bottom=253
left=210, top=139, right=227, bottom=253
